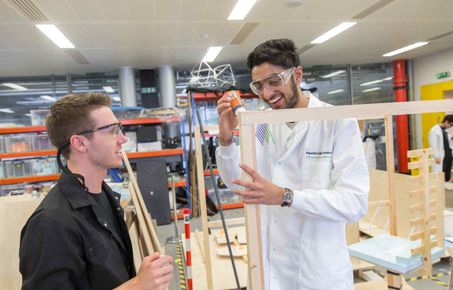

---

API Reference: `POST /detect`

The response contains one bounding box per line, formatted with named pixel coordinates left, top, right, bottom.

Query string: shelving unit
left=0, top=118, right=186, bottom=189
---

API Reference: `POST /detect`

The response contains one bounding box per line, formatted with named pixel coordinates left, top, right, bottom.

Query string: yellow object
left=420, top=80, right=453, bottom=148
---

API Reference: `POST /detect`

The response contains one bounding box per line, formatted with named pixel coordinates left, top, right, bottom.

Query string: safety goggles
left=76, top=122, right=124, bottom=136
left=249, top=67, right=296, bottom=96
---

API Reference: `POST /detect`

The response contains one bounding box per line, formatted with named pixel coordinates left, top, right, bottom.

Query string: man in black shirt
left=20, top=93, right=173, bottom=290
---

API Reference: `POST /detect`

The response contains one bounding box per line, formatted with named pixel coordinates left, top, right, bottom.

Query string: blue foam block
left=348, top=234, right=443, bottom=274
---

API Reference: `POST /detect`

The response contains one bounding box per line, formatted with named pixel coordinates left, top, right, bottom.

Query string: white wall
left=414, top=47, right=453, bottom=100
left=413, top=47, right=453, bottom=148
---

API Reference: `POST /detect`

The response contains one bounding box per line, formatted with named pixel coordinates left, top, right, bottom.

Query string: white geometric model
left=189, top=61, right=236, bottom=88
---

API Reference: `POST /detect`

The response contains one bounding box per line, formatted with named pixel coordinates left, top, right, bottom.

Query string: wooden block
left=410, top=227, right=436, bottom=241
left=387, top=270, right=403, bottom=289
left=409, top=189, right=422, bottom=198
left=409, top=203, right=422, bottom=213
left=369, top=200, right=390, bottom=207
left=411, top=240, right=438, bottom=255
left=216, top=242, right=247, bottom=257
left=407, top=161, right=422, bottom=170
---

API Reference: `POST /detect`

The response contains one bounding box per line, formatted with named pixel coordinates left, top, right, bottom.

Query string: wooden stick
left=128, top=183, right=154, bottom=255
left=194, top=126, right=213, bottom=290
left=122, top=151, right=162, bottom=254
left=239, top=123, right=265, bottom=290
left=384, top=115, right=397, bottom=236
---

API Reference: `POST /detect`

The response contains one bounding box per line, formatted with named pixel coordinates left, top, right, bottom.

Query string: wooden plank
left=409, top=189, right=423, bottom=198
left=385, top=115, right=397, bottom=236
left=407, top=161, right=422, bottom=170
left=122, top=151, right=162, bottom=254
left=368, top=200, right=390, bottom=207
left=194, top=126, right=213, bottom=290
left=411, top=240, right=438, bottom=255
left=410, top=227, right=436, bottom=241
left=239, top=123, right=265, bottom=290
left=128, top=183, right=155, bottom=255
left=240, top=99, right=453, bottom=125
left=207, top=217, right=245, bottom=228
left=182, top=233, right=248, bottom=289
left=0, top=196, right=42, bottom=290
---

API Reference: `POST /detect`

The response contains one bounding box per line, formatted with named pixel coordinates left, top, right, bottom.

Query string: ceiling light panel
left=36, top=24, right=75, bottom=48
left=383, top=42, right=428, bottom=57
left=228, top=0, right=257, bottom=20
left=363, top=87, right=381, bottom=92
left=311, top=22, right=356, bottom=44
left=202, top=46, right=223, bottom=62
left=322, top=70, right=345, bottom=78
left=2, top=83, right=27, bottom=90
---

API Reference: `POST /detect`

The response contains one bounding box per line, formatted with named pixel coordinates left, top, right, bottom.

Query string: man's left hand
left=231, top=163, right=284, bottom=205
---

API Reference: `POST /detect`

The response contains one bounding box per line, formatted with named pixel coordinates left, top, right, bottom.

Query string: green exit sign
left=435, top=71, right=450, bottom=79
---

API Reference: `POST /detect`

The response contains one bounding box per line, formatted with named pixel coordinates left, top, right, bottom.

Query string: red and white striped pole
left=183, top=208, right=193, bottom=290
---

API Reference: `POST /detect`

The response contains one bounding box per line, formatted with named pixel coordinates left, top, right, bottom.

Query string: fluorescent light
left=103, top=86, right=115, bottom=93
left=0, top=108, right=14, bottom=113
left=327, top=89, right=344, bottom=95
left=202, top=46, right=223, bottom=62
left=360, top=79, right=383, bottom=86
left=40, top=95, right=56, bottom=101
left=363, top=87, right=381, bottom=93
left=112, top=97, right=121, bottom=102
left=25, top=113, right=31, bottom=117
left=36, top=24, right=75, bottom=48
left=322, top=70, right=345, bottom=78
left=2, top=83, right=27, bottom=91
left=383, top=42, right=428, bottom=57
left=228, top=0, right=257, bottom=20
left=311, top=22, right=356, bottom=44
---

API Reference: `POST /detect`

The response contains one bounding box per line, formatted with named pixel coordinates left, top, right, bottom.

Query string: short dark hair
left=46, top=93, right=111, bottom=159
left=443, top=114, right=453, bottom=123
left=247, top=39, right=300, bottom=70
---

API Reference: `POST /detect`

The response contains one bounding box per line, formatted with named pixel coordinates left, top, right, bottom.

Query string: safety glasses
left=249, top=67, right=296, bottom=96
left=76, top=122, right=124, bottom=136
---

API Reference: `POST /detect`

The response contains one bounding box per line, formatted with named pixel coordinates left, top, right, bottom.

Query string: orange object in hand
left=227, top=90, right=245, bottom=115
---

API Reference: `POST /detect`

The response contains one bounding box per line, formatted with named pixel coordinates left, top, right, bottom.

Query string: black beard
left=286, top=78, right=300, bottom=109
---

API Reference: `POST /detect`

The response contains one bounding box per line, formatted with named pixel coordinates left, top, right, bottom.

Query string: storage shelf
left=0, top=117, right=180, bottom=135
left=216, top=202, right=244, bottom=210
left=204, top=169, right=219, bottom=176
left=168, top=180, right=187, bottom=188
left=1, top=174, right=187, bottom=187
left=127, top=148, right=184, bottom=158
left=121, top=116, right=181, bottom=125
left=190, top=92, right=257, bottom=102
left=0, top=148, right=183, bottom=160
left=0, top=125, right=47, bottom=135
left=0, top=149, right=57, bottom=159
left=0, top=174, right=60, bottom=185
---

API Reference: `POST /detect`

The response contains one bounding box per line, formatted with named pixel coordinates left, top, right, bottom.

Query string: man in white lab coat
left=428, top=114, right=453, bottom=182
left=215, top=39, right=369, bottom=290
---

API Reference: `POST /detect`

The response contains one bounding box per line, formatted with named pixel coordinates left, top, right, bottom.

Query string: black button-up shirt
left=20, top=172, right=136, bottom=290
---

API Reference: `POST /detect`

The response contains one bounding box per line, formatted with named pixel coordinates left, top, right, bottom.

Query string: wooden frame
left=237, top=99, right=453, bottom=290
left=193, top=124, right=248, bottom=290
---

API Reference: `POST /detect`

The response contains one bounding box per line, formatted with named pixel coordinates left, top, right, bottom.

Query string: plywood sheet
left=0, top=195, right=42, bottom=290
left=182, top=233, right=248, bottom=290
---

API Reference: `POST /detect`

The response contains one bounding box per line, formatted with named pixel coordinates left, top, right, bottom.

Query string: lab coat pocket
left=298, top=239, right=351, bottom=290
left=302, top=159, right=332, bottom=189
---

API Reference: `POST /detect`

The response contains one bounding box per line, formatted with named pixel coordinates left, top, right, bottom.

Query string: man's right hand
left=217, top=92, right=238, bottom=146
left=116, top=252, right=173, bottom=290
left=435, top=157, right=441, bottom=164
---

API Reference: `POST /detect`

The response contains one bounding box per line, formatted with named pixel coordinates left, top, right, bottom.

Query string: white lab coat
left=428, top=124, right=453, bottom=173
left=216, top=93, right=369, bottom=290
